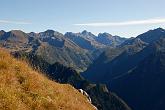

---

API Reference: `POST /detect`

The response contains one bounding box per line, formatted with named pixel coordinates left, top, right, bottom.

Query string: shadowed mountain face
left=83, top=28, right=165, bottom=110
left=111, top=38, right=165, bottom=110
left=83, top=28, right=165, bottom=83
left=83, top=37, right=148, bottom=83
left=137, top=28, right=165, bottom=43
left=12, top=51, right=131, bottom=110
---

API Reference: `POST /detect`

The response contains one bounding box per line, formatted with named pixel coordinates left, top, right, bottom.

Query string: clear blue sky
left=0, top=0, right=165, bottom=37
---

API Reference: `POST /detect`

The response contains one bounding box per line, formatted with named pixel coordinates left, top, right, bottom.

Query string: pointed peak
left=154, top=27, right=165, bottom=31
left=147, top=27, right=165, bottom=33
left=44, top=29, right=55, bottom=33
left=41, top=30, right=63, bottom=36
left=81, top=30, right=96, bottom=38
left=29, top=32, right=36, bottom=34
left=0, top=30, right=5, bottom=33
left=0, top=30, right=5, bottom=36
left=98, top=32, right=112, bottom=37
left=81, top=30, right=89, bottom=34
left=81, top=30, right=94, bottom=35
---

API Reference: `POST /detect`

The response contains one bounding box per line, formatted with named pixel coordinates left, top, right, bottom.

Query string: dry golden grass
left=0, top=48, right=95, bottom=110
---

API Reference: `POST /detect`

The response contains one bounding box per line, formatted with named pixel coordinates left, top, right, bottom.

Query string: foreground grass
left=0, top=48, right=94, bottom=110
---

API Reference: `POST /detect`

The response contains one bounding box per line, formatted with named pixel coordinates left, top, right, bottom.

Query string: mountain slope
left=0, top=30, right=33, bottom=52
left=0, top=29, right=127, bottom=71
left=111, top=38, right=165, bottom=110
left=65, top=30, right=105, bottom=50
left=83, top=28, right=165, bottom=83
left=136, top=27, right=165, bottom=43
left=83, top=37, right=147, bottom=83
left=0, top=48, right=95, bottom=110
left=83, top=28, right=165, bottom=110
left=13, top=51, right=132, bottom=110
left=65, top=31, right=127, bottom=50
left=120, top=28, right=165, bottom=47
left=0, top=30, right=94, bottom=71
left=96, top=33, right=126, bottom=46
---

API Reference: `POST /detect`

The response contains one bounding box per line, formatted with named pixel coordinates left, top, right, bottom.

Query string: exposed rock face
left=78, top=89, right=92, bottom=103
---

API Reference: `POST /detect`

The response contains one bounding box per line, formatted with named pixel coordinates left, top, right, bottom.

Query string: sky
left=0, top=0, right=165, bottom=38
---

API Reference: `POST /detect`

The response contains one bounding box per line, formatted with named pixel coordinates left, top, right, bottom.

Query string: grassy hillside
left=12, top=51, right=132, bottom=110
left=0, top=48, right=95, bottom=110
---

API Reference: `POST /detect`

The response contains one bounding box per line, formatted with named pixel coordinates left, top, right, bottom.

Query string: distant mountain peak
left=39, top=30, right=63, bottom=37
left=10, top=30, right=24, bottom=34
left=98, top=32, right=112, bottom=37
left=145, top=27, right=165, bottom=34
left=8, top=30, right=27, bottom=37
left=96, top=33, right=127, bottom=46
left=81, top=30, right=89, bottom=34
left=153, top=27, right=165, bottom=32
left=0, top=30, right=5, bottom=33
left=0, top=30, right=5, bottom=36
left=136, top=27, right=165, bottom=44
left=44, top=29, right=55, bottom=33
left=81, top=30, right=95, bottom=37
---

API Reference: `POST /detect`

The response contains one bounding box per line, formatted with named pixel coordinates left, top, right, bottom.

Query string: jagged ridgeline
left=0, top=48, right=96, bottom=110
left=83, top=28, right=165, bottom=110
left=0, top=30, right=126, bottom=72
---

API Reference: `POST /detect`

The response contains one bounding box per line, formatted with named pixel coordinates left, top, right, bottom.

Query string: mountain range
left=83, top=28, right=165, bottom=110
left=1, top=27, right=165, bottom=110
left=12, top=51, right=131, bottom=110
left=0, top=29, right=130, bottom=110
left=0, top=30, right=126, bottom=72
